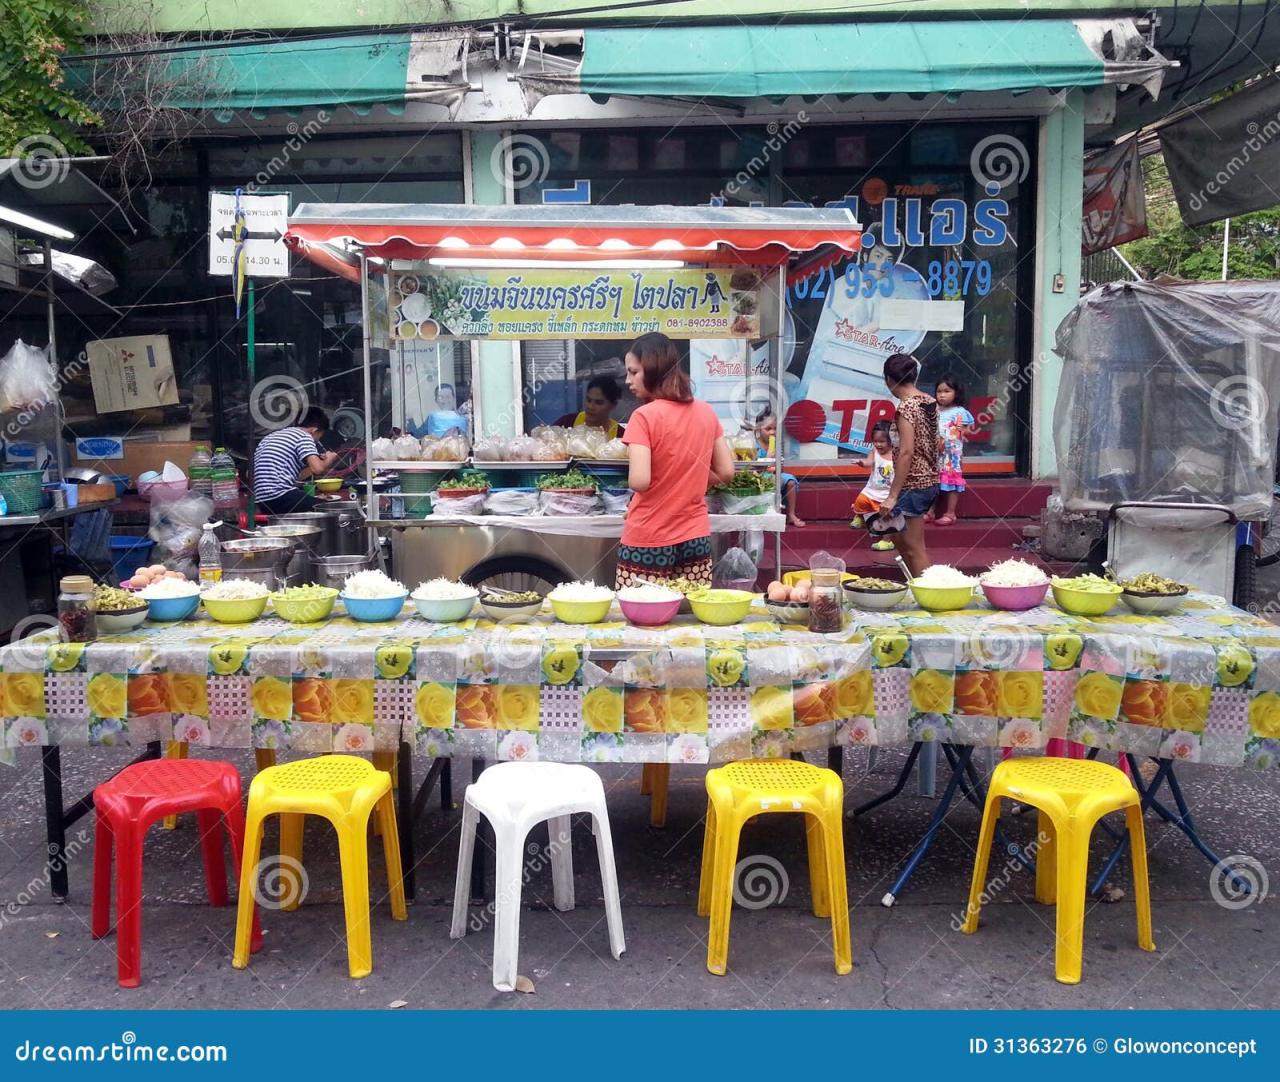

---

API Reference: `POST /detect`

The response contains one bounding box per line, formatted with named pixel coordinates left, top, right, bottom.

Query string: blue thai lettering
left=903, top=198, right=926, bottom=247
left=973, top=199, right=1009, bottom=246
left=929, top=199, right=966, bottom=246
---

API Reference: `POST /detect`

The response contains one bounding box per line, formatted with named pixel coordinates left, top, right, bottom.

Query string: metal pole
left=360, top=250, right=377, bottom=527
left=770, top=266, right=784, bottom=576
left=1221, top=217, right=1231, bottom=281
left=44, top=239, right=66, bottom=481
left=246, top=278, right=256, bottom=523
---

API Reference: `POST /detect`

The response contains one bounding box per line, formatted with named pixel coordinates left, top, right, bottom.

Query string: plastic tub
left=271, top=588, right=338, bottom=623
left=687, top=589, right=754, bottom=625
left=340, top=593, right=408, bottom=622
left=1120, top=589, right=1186, bottom=615
left=479, top=596, right=544, bottom=623
left=0, top=469, right=43, bottom=514
left=619, top=596, right=682, bottom=627
left=110, top=536, right=155, bottom=584
left=981, top=580, right=1050, bottom=611
left=909, top=583, right=975, bottom=612
left=96, top=605, right=150, bottom=632
left=843, top=583, right=910, bottom=611
left=202, top=595, right=269, bottom=624
left=549, top=595, right=614, bottom=624
left=105, top=474, right=132, bottom=497
left=144, top=593, right=201, bottom=622
left=412, top=591, right=478, bottom=622
left=1051, top=583, right=1121, bottom=616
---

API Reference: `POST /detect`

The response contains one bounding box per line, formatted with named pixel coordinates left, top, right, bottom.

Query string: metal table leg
left=396, top=741, right=415, bottom=901
left=827, top=745, right=844, bottom=776
left=42, top=741, right=162, bottom=900
left=851, top=742, right=924, bottom=818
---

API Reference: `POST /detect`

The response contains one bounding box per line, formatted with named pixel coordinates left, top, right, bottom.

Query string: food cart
left=1054, top=278, right=1280, bottom=609
left=283, top=205, right=862, bottom=590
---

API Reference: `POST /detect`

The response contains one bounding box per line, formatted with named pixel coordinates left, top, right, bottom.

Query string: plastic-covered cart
left=1053, top=279, right=1280, bottom=608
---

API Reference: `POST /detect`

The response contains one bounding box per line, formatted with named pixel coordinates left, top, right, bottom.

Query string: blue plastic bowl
left=144, top=593, right=200, bottom=622
left=340, top=592, right=408, bottom=622
left=106, top=474, right=132, bottom=497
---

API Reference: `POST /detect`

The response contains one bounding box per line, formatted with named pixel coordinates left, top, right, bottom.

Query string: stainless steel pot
left=219, top=564, right=281, bottom=592
left=323, top=500, right=370, bottom=556
left=315, top=553, right=373, bottom=592
left=221, top=537, right=293, bottom=589
left=272, top=512, right=337, bottom=557
left=254, top=524, right=324, bottom=587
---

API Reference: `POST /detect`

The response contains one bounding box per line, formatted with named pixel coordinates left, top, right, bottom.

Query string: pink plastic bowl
left=619, top=597, right=682, bottom=627
left=981, top=580, right=1050, bottom=611
left=137, top=478, right=189, bottom=502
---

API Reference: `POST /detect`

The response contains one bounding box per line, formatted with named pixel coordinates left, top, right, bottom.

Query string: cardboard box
left=75, top=483, right=117, bottom=504
left=86, top=335, right=179, bottom=414
left=71, top=440, right=199, bottom=485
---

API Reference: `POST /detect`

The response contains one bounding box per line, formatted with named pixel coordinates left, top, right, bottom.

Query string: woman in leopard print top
left=879, top=353, right=939, bottom=575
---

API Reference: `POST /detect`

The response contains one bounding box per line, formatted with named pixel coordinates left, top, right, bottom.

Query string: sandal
left=935, top=514, right=957, bottom=527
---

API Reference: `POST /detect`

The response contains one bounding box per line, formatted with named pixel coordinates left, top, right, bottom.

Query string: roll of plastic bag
left=485, top=489, right=539, bottom=515
left=718, top=491, right=773, bottom=515
left=429, top=493, right=487, bottom=517
left=539, top=491, right=601, bottom=516
left=600, top=489, right=632, bottom=514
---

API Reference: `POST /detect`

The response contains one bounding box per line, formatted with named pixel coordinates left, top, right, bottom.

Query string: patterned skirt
left=615, top=536, right=714, bottom=589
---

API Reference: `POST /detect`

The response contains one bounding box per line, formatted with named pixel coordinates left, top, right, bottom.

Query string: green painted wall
left=1033, top=89, right=1085, bottom=481
left=96, top=0, right=1266, bottom=33
left=468, top=130, right=520, bottom=439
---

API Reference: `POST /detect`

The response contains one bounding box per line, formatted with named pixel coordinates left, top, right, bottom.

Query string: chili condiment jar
left=807, top=568, right=845, bottom=633
left=57, top=575, right=98, bottom=643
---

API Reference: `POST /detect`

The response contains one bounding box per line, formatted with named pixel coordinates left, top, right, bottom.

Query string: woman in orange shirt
left=617, top=332, right=737, bottom=588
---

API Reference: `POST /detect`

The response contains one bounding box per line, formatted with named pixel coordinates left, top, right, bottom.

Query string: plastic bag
left=505, top=434, right=539, bottom=462
left=713, top=546, right=758, bottom=591
left=484, top=489, right=538, bottom=515
left=371, top=437, right=395, bottom=462
left=472, top=435, right=506, bottom=462
left=149, top=492, right=214, bottom=579
left=429, top=493, right=486, bottom=517
left=392, top=434, right=421, bottom=460
left=600, top=438, right=628, bottom=461
left=718, top=491, right=772, bottom=515
left=600, top=489, right=632, bottom=514
left=539, top=491, right=600, bottom=515
left=567, top=429, right=606, bottom=458
left=531, top=426, right=570, bottom=461
left=432, top=433, right=469, bottom=462
left=0, top=339, right=56, bottom=411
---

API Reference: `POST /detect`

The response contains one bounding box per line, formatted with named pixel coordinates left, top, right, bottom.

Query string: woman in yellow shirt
left=554, top=375, right=626, bottom=437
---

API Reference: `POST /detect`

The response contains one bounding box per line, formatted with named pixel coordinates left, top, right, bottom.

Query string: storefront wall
left=499, top=116, right=1044, bottom=476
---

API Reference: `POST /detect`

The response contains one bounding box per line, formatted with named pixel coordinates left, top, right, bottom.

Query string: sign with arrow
left=208, top=191, right=289, bottom=278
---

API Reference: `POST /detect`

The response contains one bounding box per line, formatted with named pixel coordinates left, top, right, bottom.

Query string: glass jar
left=808, top=569, right=845, bottom=633
left=58, top=575, right=97, bottom=643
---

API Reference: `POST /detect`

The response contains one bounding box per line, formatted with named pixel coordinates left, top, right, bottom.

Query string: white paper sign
left=878, top=298, right=966, bottom=332
left=207, top=191, right=289, bottom=278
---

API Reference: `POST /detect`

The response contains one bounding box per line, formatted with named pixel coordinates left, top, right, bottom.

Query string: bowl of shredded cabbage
left=909, top=564, right=977, bottom=612
left=548, top=581, right=615, bottom=624
left=340, top=570, right=408, bottom=622
left=979, top=558, right=1050, bottom=611
left=201, top=579, right=271, bottom=623
left=411, top=578, right=478, bottom=622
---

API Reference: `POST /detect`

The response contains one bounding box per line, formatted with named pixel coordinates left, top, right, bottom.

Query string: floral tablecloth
left=1, top=593, right=1278, bottom=770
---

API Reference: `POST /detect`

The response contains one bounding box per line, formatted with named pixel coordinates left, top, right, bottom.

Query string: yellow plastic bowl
left=270, top=588, right=338, bottom=623
left=314, top=477, right=343, bottom=492
left=1051, top=583, right=1121, bottom=616
left=909, top=583, right=975, bottom=612
left=688, top=588, right=755, bottom=625
left=549, top=595, right=614, bottom=624
left=202, top=594, right=269, bottom=624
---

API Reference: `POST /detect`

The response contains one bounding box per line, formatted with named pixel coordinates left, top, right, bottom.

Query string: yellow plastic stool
left=232, top=754, right=406, bottom=979
left=161, top=741, right=189, bottom=829
left=961, top=757, right=1155, bottom=984
left=639, top=763, right=670, bottom=827
left=698, top=759, right=851, bottom=976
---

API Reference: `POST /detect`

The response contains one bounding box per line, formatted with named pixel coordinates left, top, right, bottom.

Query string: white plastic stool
left=449, top=761, right=626, bottom=991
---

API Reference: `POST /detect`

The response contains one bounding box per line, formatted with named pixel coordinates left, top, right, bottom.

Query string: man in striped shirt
left=252, top=406, right=338, bottom=514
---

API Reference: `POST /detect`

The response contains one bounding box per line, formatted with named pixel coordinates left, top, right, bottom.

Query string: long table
left=3, top=592, right=1276, bottom=898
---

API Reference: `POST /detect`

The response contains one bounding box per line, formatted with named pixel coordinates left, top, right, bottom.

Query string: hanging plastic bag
left=713, top=546, right=759, bottom=592
left=0, top=339, right=56, bottom=412
left=539, top=491, right=600, bottom=515
left=718, top=490, right=773, bottom=515
left=484, top=489, right=538, bottom=516
left=392, top=434, right=421, bottom=460
left=149, top=492, right=214, bottom=579
left=371, top=437, right=395, bottom=462
left=429, top=492, right=486, bottom=517
left=472, top=435, right=506, bottom=462
left=600, top=488, right=632, bottom=514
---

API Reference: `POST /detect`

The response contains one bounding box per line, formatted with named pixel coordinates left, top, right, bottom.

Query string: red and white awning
left=285, top=203, right=861, bottom=269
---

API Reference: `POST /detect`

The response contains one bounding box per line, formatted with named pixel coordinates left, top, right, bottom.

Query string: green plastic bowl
left=549, top=595, right=614, bottom=624
left=1051, top=583, right=1121, bottom=616
left=909, top=583, right=975, bottom=612
left=687, top=588, right=755, bottom=625
left=270, top=588, right=338, bottom=623
left=202, top=594, right=269, bottom=624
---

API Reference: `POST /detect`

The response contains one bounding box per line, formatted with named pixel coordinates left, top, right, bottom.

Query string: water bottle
left=210, top=447, right=238, bottom=506
left=188, top=445, right=212, bottom=498
left=198, top=522, right=223, bottom=584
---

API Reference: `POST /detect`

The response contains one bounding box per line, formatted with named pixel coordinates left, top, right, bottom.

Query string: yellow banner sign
left=388, top=267, right=762, bottom=341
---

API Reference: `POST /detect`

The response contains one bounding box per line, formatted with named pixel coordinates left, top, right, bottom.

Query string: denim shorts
left=898, top=485, right=939, bottom=518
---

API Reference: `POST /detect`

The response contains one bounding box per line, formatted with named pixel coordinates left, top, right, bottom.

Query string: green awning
left=564, top=19, right=1169, bottom=98
left=67, top=32, right=468, bottom=112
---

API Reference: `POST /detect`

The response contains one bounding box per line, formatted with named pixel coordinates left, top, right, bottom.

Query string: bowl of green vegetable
left=271, top=585, right=339, bottom=623
left=434, top=470, right=491, bottom=500
left=709, top=469, right=773, bottom=513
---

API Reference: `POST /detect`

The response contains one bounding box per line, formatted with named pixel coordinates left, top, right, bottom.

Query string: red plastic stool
left=91, top=758, right=262, bottom=987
